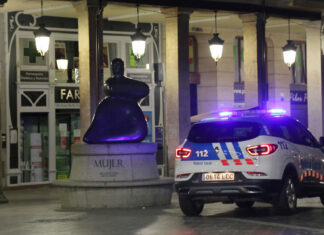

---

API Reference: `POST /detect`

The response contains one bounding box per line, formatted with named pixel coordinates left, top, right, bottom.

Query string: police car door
left=299, top=125, right=324, bottom=187
left=289, top=122, right=322, bottom=187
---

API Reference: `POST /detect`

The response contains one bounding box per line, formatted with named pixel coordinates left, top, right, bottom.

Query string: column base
left=54, top=143, right=174, bottom=209
left=0, top=191, right=8, bottom=203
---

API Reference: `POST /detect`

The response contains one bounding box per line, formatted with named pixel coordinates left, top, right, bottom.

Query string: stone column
left=74, top=0, right=105, bottom=138
left=163, top=8, right=191, bottom=175
left=239, top=13, right=268, bottom=108
left=0, top=64, right=7, bottom=203
left=266, top=36, right=291, bottom=115
left=306, top=21, right=324, bottom=138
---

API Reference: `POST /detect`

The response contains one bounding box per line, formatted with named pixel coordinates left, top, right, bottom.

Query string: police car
left=175, top=108, right=324, bottom=216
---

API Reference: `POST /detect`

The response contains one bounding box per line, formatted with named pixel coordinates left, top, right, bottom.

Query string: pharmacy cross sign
left=24, top=41, right=40, bottom=64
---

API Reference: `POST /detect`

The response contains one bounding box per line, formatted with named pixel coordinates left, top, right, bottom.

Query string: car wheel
left=179, top=197, right=204, bottom=216
left=320, top=195, right=324, bottom=206
left=235, top=201, right=254, bottom=209
left=274, top=174, right=297, bottom=214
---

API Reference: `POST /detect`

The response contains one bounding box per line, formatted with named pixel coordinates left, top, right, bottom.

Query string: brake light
left=176, top=173, right=191, bottom=178
left=246, top=144, right=278, bottom=156
left=175, top=147, right=192, bottom=159
left=246, top=172, right=267, bottom=176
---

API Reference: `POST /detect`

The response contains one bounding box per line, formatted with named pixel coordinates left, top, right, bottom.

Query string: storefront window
left=56, top=111, right=80, bottom=179
left=55, top=40, right=79, bottom=83
left=290, top=42, right=306, bottom=84
left=20, top=113, right=49, bottom=183
left=103, top=42, right=118, bottom=79
left=234, top=37, right=244, bottom=83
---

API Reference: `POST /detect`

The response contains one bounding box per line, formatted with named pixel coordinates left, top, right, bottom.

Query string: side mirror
left=319, top=136, right=324, bottom=146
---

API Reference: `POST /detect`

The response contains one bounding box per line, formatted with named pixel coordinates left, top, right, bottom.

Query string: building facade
left=1, top=11, right=163, bottom=186
left=0, top=1, right=324, bottom=185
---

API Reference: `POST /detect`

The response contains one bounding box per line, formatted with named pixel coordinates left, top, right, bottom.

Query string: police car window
left=187, top=121, right=261, bottom=143
left=287, top=121, right=319, bottom=147
left=267, top=120, right=292, bottom=141
left=267, top=123, right=291, bottom=141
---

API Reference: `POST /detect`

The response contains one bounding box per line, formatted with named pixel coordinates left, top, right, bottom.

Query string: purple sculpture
left=83, top=58, right=149, bottom=143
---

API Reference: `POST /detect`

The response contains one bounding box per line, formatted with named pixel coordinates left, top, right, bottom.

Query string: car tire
left=320, top=195, right=324, bottom=206
left=274, top=174, right=297, bottom=214
left=235, top=201, right=254, bottom=209
left=179, top=197, right=204, bottom=216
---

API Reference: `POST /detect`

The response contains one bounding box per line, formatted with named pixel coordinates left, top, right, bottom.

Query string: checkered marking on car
left=212, top=142, right=254, bottom=166
left=299, top=170, right=324, bottom=182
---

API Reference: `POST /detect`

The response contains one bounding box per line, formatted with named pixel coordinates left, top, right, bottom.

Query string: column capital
left=160, top=7, right=193, bottom=18
left=73, top=1, right=86, bottom=14
left=304, top=20, right=321, bottom=30
left=239, top=13, right=267, bottom=24
left=239, top=13, right=258, bottom=23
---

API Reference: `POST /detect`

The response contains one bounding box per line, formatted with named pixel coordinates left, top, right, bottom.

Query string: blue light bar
left=201, top=117, right=219, bottom=122
left=219, top=111, right=233, bottom=117
left=267, top=108, right=286, bottom=116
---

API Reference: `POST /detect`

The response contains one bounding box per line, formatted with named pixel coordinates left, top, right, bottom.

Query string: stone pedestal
left=54, top=143, right=174, bottom=209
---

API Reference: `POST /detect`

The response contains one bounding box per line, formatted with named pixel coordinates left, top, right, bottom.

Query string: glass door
left=20, top=113, right=49, bottom=183
left=56, top=110, right=80, bottom=179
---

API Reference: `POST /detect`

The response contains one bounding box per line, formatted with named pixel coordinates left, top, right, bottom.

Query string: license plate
left=202, top=172, right=235, bottom=182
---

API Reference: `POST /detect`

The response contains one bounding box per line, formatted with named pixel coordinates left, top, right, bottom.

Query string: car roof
left=196, top=115, right=296, bottom=126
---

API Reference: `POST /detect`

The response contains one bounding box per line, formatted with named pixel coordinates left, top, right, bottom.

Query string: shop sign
left=290, top=90, right=307, bottom=105
left=20, top=71, right=49, bottom=82
left=234, top=82, right=245, bottom=103
left=127, top=73, right=152, bottom=83
left=55, top=87, right=80, bottom=103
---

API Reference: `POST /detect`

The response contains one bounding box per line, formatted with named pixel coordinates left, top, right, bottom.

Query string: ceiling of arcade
left=0, top=0, right=323, bottom=36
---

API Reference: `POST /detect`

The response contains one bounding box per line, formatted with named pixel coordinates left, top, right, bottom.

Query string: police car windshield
left=187, top=121, right=261, bottom=143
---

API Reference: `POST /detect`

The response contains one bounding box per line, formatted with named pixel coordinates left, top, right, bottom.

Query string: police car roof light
left=267, top=108, right=286, bottom=116
left=219, top=111, right=233, bottom=117
left=199, top=108, right=287, bottom=123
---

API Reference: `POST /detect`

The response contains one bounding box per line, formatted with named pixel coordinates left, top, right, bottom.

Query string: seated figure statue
left=83, top=58, right=149, bottom=143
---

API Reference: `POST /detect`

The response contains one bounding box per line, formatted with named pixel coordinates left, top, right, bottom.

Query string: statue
left=83, top=58, right=149, bottom=143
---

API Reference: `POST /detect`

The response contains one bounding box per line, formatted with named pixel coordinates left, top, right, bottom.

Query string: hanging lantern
left=209, top=33, right=224, bottom=62
left=131, top=27, right=146, bottom=60
left=282, top=17, right=296, bottom=68
left=131, top=4, right=146, bottom=61
left=56, top=59, right=68, bottom=70
left=34, top=0, right=51, bottom=56
left=208, top=11, right=224, bottom=62
left=34, top=23, right=50, bottom=56
left=282, top=40, right=297, bottom=68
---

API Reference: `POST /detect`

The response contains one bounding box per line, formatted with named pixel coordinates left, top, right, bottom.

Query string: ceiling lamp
left=56, top=59, right=68, bottom=70
left=131, top=4, right=146, bottom=61
left=208, top=11, right=224, bottom=62
left=34, top=0, right=51, bottom=56
left=282, top=18, right=297, bottom=68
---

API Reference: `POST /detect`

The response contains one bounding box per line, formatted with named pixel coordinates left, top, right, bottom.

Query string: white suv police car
left=175, top=109, right=324, bottom=216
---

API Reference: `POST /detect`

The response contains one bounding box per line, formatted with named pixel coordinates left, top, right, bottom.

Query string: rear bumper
left=175, top=179, right=282, bottom=203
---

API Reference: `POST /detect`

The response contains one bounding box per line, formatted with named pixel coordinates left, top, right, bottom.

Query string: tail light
left=246, top=171, right=267, bottom=176
left=246, top=144, right=278, bottom=156
left=176, top=173, right=191, bottom=178
left=175, top=147, right=192, bottom=159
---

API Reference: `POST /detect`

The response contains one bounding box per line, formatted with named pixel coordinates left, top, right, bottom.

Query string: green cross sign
left=24, top=41, right=40, bottom=64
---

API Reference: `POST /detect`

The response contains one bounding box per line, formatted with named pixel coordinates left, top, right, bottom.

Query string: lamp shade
left=131, top=27, right=146, bottom=60
left=34, top=23, right=51, bottom=56
left=208, top=33, right=224, bottom=62
left=56, top=59, right=68, bottom=70
left=282, top=40, right=297, bottom=68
